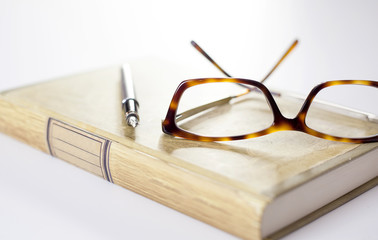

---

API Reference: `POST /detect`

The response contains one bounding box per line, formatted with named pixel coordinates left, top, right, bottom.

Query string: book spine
left=0, top=96, right=266, bottom=240
left=0, top=97, right=49, bottom=153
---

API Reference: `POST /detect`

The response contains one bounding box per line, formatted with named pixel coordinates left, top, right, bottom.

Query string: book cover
left=0, top=58, right=376, bottom=239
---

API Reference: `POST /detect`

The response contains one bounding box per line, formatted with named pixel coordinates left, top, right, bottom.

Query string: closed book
left=0, top=58, right=376, bottom=239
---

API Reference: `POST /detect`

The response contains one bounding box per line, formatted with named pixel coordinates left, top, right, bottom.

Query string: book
left=0, top=57, right=376, bottom=240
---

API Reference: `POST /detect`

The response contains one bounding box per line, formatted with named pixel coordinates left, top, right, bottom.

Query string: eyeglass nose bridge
left=271, top=111, right=307, bottom=133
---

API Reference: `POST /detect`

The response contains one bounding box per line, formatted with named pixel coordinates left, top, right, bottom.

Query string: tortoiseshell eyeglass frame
left=162, top=78, right=378, bottom=143
left=162, top=41, right=378, bottom=143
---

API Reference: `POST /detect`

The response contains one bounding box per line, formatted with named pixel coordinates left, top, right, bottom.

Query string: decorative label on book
left=46, top=118, right=113, bottom=183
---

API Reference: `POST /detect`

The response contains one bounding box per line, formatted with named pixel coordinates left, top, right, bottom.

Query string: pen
left=121, top=63, right=140, bottom=127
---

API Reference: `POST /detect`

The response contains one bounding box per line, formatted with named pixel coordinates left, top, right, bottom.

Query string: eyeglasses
left=162, top=41, right=378, bottom=143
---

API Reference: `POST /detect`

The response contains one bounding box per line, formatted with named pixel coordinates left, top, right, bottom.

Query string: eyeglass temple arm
left=176, top=96, right=234, bottom=122
left=175, top=88, right=268, bottom=123
left=190, top=40, right=298, bottom=84
left=260, top=40, right=298, bottom=83
left=190, top=40, right=232, bottom=78
left=175, top=41, right=298, bottom=122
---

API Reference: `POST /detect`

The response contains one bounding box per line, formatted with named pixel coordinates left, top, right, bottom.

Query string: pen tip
left=127, top=116, right=139, bottom=128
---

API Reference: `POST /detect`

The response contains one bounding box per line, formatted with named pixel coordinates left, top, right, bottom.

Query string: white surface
left=0, top=1, right=377, bottom=239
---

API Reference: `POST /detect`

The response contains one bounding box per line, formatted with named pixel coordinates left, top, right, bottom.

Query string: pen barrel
left=121, top=64, right=136, bottom=100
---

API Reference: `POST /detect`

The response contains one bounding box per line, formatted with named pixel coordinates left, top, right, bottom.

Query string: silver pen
left=121, top=63, right=140, bottom=127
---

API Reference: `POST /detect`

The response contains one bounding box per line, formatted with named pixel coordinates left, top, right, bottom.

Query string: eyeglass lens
left=176, top=82, right=273, bottom=137
left=306, top=84, right=378, bottom=138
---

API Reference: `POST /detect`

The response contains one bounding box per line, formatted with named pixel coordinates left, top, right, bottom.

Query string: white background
left=0, top=1, right=377, bottom=239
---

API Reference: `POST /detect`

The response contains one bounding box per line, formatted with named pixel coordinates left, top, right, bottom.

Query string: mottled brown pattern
left=162, top=78, right=378, bottom=143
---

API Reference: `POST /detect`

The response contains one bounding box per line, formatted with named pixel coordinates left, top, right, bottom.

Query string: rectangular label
left=47, top=118, right=113, bottom=182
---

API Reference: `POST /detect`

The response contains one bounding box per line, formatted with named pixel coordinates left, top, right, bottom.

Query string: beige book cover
left=0, top=57, right=376, bottom=239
